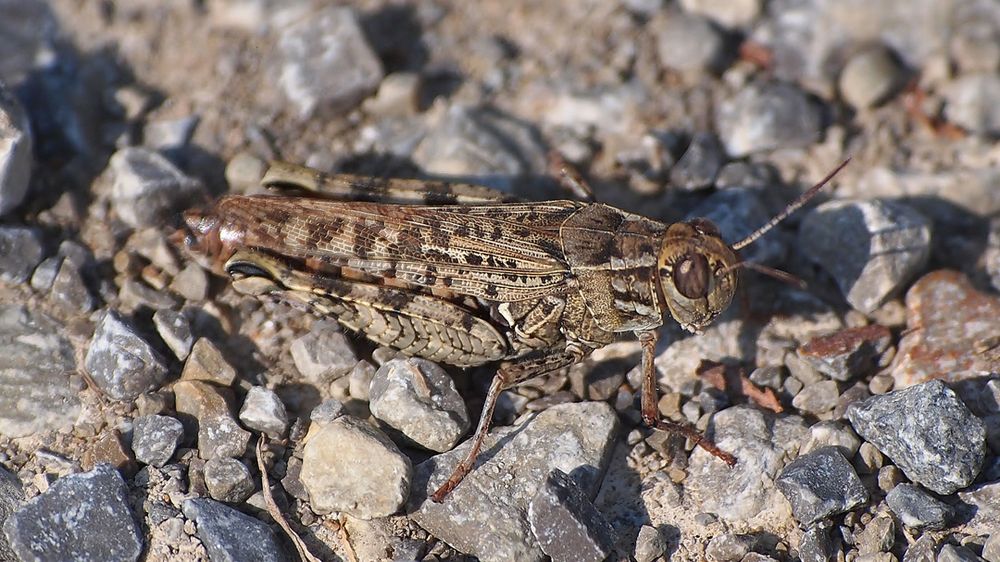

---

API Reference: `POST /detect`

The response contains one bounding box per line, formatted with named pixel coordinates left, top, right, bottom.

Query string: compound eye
left=673, top=253, right=710, bottom=299
left=687, top=218, right=721, bottom=238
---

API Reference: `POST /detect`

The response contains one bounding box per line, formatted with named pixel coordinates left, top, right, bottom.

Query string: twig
left=254, top=437, right=322, bottom=562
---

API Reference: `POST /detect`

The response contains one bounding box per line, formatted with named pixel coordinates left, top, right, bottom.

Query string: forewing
left=215, top=196, right=583, bottom=301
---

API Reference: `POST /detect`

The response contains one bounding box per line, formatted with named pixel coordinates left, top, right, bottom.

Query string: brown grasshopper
left=181, top=158, right=849, bottom=502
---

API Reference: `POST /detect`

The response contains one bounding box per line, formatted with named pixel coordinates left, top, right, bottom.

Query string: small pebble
left=775, top=446, right=868, bottom=525
left=85, top=310, right=169, bottom=401
left=181, top=338, right=237, bottom=386
left=716, top=82, right=823, bottom=157
left=290, top=323, right=357, bottom=384
left=204, top=457, right=254, bottom=503
left=633, top=525, right=668, bottom=562
left=528, top=469, right=615, bottom=562
left=239, top=386, right=289, bottom=439
left=132, top=415, right=184, bottom=467
left=0, top=226, right=45, bottom=285
left=182, top=498, right=285, bottom=562
left=153, top=309, right=194, bottom=361
left=839, top=45, right=905, bottom=109
left=885, top=483, right=953, bottom=531
left=654, top=12, right=727, bottom=75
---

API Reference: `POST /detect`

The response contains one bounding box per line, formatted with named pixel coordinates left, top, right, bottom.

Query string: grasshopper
left=182, top=158, right=849, bottom=502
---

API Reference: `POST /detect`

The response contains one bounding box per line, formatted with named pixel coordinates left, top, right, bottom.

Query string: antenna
left=731, top=158, right=851, bottom=251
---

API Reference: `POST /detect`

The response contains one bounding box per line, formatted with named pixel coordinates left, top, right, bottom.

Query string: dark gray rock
left=0, top=304, right=79, bottom=437
left=885, top=483, right=953, bottom=531
left=132, top=415, right=184, bottom=467
left=0, top=466, right=23, bottom=562
left=410, top=402, right=619, bottom=562
left=239, top=386, right=289, bottom=439
left=633, top=525, right=668, bottom=562
left=109, top=147, right=203, bottom=228
left=182, top=498, right=286, bottom=562
left=49, top=260, right=95, bottom=312
left=204, top=458, right=254, bottom=504
left=799, top=199, right=932, bottom=314
left=3, top=465, right=142, bottom=562
left=846, top=380, right=986, bottom=495
left=369, top=357, right=470, bottom=452
left=84, top=310, right=169, bottom=401
left=275, top=5, right=383, bottom=118
left=716, top=82, right=823, bottom=157
left=152, top=308, right=194, bottom=361
left=30, top=255, right=61, bottom=291
left=799, top=523, right=836, bottom=562
left=0, top=226, right=44, bottom=284
left=670, top=132, right=725, bottom=190
left=775, top=446, right=868, bottom=525
left=0, top=84, right=32, bottom=216
left=528, top=469, right=614, bottom=562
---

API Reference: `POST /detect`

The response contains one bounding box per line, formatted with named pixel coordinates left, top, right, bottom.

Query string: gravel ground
left=1, top=0, right=999, bottom=561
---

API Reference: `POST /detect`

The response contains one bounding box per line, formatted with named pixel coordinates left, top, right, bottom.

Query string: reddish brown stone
left=890, top=270, right=1000, bottom=388
left=798, top=324, right=892, bottom=381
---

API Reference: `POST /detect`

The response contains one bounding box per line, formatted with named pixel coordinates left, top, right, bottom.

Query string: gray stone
left=0, top=0, right=58, bottom=84
left=687, top=187, right=787, bottom=266
left=885, top=483, right=952, bottom=531
left=132, top=415, right=184, bottom=467
left=988, top=218, right=1000, bottom=293
left=0, top=226, right=44, bottom=284
left=30, top=255, right=61, bottom=291
left=670, top=132, right=725, bottom=191
left=173, top=380, right=251, bottom=460
left=0, top=466, right=23, bottom=561
left=347, top=359, right=375, bottom=401
left=792, top=380, right=841, bottom=415
left=109, top=147, right=203, bottom=228
left=799, top=523, right=835, bottom=562
left=685, top=406, right=809, bottom=525
left=182, top=498, right=286, bottom=562
left=204, top=458, right=254, bottom=503
left=289, top=322, right=357, bottom=384
left=0, top=304, right=79, bottom=437
left=300, top=415, right=411, bottom=519
left=118, top=278, right=180, bottom=314
left=799, top=199, right=932, bottom=314
left=706, top=533, right=755, bottom=561
left=369, top=357, right=470, bottom=452
left=169, top=262, right=209, bottom=302
left=943, top=73, right=1000, bottom=136
left=412, top=104, right=547, bottom=193
left=310, top=398, right=346, bottom=424
left=528, top=469, right=614, bottom=562
left=902, top=533, right=938, bottom=562
left=239, top=386, right=289, bottom=439
left=984, top=532, right=1000, bottom=562
left=49, top=260, right=95, bottom=312
left=654, top=12, right=727, bottom=74
left=410, top=402, right=619, bottom=562
left=800, top=420, right=862, bottom=457
left=85, top=310, right=169, bottom=401
left=959, top=481, right=1000, bottom=536
left=3, top=465, right=142, bottom=562
left=775, top=446, right=869, bottom=525
left=951, top=19, right=1000, bottom=74
left=153, top=308, right=194, bottom=361
left=276, top=6, right=384, bottom=118
left=846, top=380, right=986, bottom=495
left=0, top=84, right=32, bottom=216
left=716, top=82, right=823, bottom=157
left=679, top=0, right=762, bottom=27
left=633, top=525, right=668, bottom=562
left=839, top=45, right=906, bottom=109
left=939, top=544, right=987, bottom=562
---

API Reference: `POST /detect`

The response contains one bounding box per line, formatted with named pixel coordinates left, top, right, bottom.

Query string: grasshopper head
left=657, top=218, right=740, bottom=334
